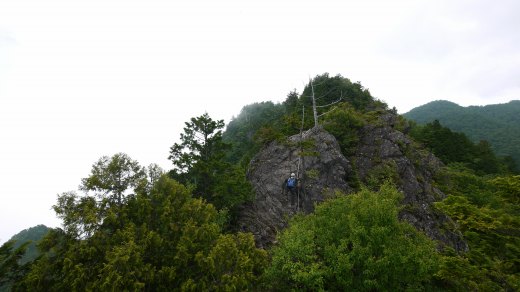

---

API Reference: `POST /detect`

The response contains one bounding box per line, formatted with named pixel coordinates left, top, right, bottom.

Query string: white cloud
left=370, top=0, right=520, bottom=110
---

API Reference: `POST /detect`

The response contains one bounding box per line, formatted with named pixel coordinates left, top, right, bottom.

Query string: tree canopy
left=434, top=168, right=520, bottom=290
left=264, top=183, right=440, bottom=291
left=410, top=120, right=516, bottom=174
left=168, top=113, right=253, bottom=213
left=404, top=100, right=520, bottom=171
left=9, top=154, right=267, bottom=291
left=2, top=74, right=519, bottom=291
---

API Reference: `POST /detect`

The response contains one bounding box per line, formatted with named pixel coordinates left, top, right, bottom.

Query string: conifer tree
left=169, top=113, right=252, bottom=211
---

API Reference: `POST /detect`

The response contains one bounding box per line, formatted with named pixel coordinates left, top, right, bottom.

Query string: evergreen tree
left=169, top=113, right=252, bottom=211
left=404, top=100, right=520, bottom=172
left=410, top=120, right=513, bottom=174
left=14, top=157, right=267, bottom=290
left=0, top=241, right=30, bottom=291
left=169, top=113, right=227, bottom=198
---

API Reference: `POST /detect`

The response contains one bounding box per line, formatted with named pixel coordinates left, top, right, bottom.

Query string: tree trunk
left=310, top=78, right=318, bottom=128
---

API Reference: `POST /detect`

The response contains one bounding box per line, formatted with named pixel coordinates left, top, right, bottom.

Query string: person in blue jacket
left=283, top=172, right=298, bottom=207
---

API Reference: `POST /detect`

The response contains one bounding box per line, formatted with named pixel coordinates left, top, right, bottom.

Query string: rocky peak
left=355, top=113, right=467, bottom=251
left=238, top=113, right=467, bottom=251
left=237, top=126, right=353, bottom=248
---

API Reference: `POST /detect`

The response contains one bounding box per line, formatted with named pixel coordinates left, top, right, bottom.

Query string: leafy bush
left=263, top=183, right=440, bottom=291
left=434, top=167, right=520, bottom=290
left=322, top=103, right=365, bottom=156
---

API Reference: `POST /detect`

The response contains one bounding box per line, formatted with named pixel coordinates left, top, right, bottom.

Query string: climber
left=283, top=173, right=298, bottom=207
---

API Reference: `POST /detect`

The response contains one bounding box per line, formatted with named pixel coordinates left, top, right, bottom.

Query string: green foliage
left=14, top=174, right=267, bottom=291
left=393, top=114, right=412, bottom=133
left=296, top=138, right=320, bottom=157
left=222, top=73, right=383, bottom=166
left=264, top=183, right=440, bottom=291
left=301, top=73, right=378, bottom=113
left=296, top=137, right=316, bottom=149
left=410, top=120, right=514, bottom=175
left=5, top=75, right=520, bottom=291
left=305, top=169, right=320, bottom=180
left=405, top=100, right=520, bottom=171
left=322, top=103, right=365, bottom=156
left=194, top=232, right=268, bottom=290
left=491, top=175, right=520, bottom=204
left=434, top=167, right=520, bottom=290
left=80, top=152, right=147, bottom=207
left=365, top=160, right=400, bottom=190
left=253, top=125, right=285, bottom=146
left=169, top=113, right=226, bottom=172
left=5, top=225, right=49, bottom=265
left=169, top=113, right=253, bottom=213
left=212, top=164, right=254, bottom=222
left=0, top=240, right=31, bottom=291
left=410, top=120, right=474, bottom=164
left=0, top=227, right=48, bottom=291
left=223, top=101, right=285, bottom=164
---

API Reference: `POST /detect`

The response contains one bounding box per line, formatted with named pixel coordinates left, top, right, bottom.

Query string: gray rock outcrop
left=238, top=113, right=467, bottom=251
left=237, top=126, right=353, bottom=248
left=355, top=113, right=467, bottom=251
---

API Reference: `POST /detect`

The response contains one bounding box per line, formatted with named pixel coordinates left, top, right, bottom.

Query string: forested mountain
left=6, top=225, right=49, bottom=264
left=1, top=74, right=519, bottom=290
left=404, top=100, right=520, bottom=170
left=0, top=225, right=49, bottom=291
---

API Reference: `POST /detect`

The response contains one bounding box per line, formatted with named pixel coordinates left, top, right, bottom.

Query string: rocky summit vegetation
left=2, top=73, right=519, bottom=291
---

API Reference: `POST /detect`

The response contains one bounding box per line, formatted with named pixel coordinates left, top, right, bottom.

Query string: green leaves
left=53, top=192, right=100, bottom=239
left=434, top=167, right=520, bottom=290
left=80, top=153, right=147, bottom=205
left=169, top=113, right=226, bottom=174
left=0, top=240, right=30, bottom=289
left=15, top=169, right=267, bottom=291
left=490, top=175, right=520, bottom=204
left=410, top=120, right=515, bottom=175
left=169, top=113, right=253, bottom=217
left=265, top=184, right=439, bottom=291
left=322, top=103, right=365, bottom=156
left=404, top=100, right=520, bottom=172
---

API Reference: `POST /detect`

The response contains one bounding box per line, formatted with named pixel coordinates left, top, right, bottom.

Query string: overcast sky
left=1, top=0, right=519, bottom=242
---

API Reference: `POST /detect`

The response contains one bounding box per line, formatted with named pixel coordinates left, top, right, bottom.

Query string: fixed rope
left=295, top=105, right=305, bottom=212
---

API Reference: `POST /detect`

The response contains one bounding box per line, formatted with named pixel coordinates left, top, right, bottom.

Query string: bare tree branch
left=315, top=87, right=337, bottom=101
left=316, top=91, right=344, bottom=108
left=317, top=105, right=339, bottom=118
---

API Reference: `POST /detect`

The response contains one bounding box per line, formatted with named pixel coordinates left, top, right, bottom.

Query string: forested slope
left=404, top=100, right=520, bottom=170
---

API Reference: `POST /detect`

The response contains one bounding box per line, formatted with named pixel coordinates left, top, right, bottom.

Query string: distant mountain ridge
left=404, top=100, right=520, bottom=169
left=8, top=225, right=49, bottom=264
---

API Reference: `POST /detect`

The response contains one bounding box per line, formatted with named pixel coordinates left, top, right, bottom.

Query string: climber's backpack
left=287, top=177, right=296, bottom=188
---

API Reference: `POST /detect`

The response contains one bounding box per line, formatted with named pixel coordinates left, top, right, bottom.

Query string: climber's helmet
left=290, top=173, right=295, bottom=177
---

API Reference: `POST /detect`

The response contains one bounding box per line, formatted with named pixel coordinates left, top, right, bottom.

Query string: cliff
left=237, top=126, right=353, bottom=247
left=237, top=113, right=467, bottom=251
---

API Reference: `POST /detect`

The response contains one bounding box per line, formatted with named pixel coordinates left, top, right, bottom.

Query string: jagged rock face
left=355, top=113, right=467, bottom=252
left=239, top=114, right=467, bottom=252
left=237, top=127, right=353, bottom=248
